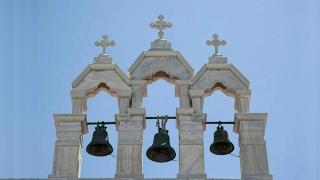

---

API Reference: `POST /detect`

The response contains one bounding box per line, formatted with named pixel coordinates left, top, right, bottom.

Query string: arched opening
left=142, top=79, right=179, bottom=178
left=203, top=89, right=240, bottom=179
left=81, top=89, right=118, bottom=178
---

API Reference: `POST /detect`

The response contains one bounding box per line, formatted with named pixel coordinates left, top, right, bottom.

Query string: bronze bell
left=146, top=129, right=176, bottom=163
left=86, top=124, right=113, bottom=156
left=210, top=125, right=234, bottom=155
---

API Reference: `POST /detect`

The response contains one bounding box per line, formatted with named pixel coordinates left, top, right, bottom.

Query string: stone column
left=115, top=108, right=145, bottom=180
left=130, top=80, right=147, bottom=108
left=177, top=108, right=207, bottom=180
left=235, top=113, right=273, bottom=180
left=189, top=90, right=204, bottom=114
left=49, top=114, right=87, bottom=179
left=176, top=80, right=192, bottom=108
left=117, top=90, right=131, bottom=114
left=235, top=90, right=251, bottom=113
left=71, top=88, right=87, bottom=114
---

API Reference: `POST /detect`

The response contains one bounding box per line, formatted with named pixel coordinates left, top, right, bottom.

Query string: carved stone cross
left=150, top=15, right=172, bottom=40
left=95, top=34, right=115, bottom=55
left=206, top=34, right=226, bottom=56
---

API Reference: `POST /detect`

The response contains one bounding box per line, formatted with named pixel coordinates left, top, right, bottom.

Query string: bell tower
left=49, top=15, right=273, bottom=180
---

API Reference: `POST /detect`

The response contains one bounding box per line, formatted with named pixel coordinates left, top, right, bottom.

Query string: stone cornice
left=53, top=114, right=88, bottom=134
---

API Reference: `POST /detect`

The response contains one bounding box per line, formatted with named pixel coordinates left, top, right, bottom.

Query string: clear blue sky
left=0, top=0, right=319, bottom=179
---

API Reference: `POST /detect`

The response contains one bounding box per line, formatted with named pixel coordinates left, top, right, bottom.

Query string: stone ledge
left=53, top=114, right=87, bottom=134
left=208, top=56, right=228, bottom=64
left=0, top=178, right=241, bottom=180
left=94, top=54, right=113, bottom=64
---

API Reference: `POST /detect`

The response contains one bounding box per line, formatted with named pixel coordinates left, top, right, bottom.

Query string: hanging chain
left=155, top=115, right=168, bottom=132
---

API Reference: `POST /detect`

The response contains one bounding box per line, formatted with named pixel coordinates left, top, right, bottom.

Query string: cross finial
left=95, top=34, right=115, bottom=55
left=206, top=34, right=227, bottom=57
left=150, top=15, right=172, bottom=40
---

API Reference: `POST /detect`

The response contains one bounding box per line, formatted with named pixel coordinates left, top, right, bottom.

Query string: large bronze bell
left=86, top=124, right=113, bottom=156
left=210, top=125, right=234, bottom=155
left=146, top=130, right=176, bottom=163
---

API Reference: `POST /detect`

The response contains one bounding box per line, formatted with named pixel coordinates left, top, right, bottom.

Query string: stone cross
left=150, top=15, right=172, bottom=40
left=206, top=34, right=227, bottom=56
left=95, top=34, right=115, bottom=55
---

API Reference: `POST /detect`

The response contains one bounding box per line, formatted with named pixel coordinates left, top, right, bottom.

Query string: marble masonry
left=47, top=15, right=273, bottom=180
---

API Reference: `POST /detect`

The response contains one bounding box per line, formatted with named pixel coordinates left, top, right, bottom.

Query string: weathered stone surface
left=0, top=178, right=240, bottom=180
left=70, top=62, right=131, bottom=114
left=94, top=54, right=113, bottom=64
left=150, top=39, right=172, bottom=51
left=208, top=56, right=228, bottom=64
left=191, top=64, right=249, bottom=98
left=49, top=114, right=87, bottom=179
left=129, top=51, right=193, bottom=82
left=177, top=108, right=206, bottom=178
left=50, top=30, right=272, bottom=180
left=235, top=113, right=272, bottom=180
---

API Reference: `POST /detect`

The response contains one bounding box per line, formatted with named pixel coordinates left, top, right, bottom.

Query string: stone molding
left=208, top=56, right=228, bottom=64
left=53, top=114, right=88, bottom=135
left=0, top=178, right=241, bottom=180
left=233, top=113, right=267, bottom=134
left=150, top=39, right=172, bottom=50
left=94, top=54, right=113, bottom=64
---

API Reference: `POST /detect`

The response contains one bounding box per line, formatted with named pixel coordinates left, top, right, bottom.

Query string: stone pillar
left=189, top=90, right=204, bottom=114
left=176, top=80, right=192, bottom=108
left=115, top=108, right=145, bottom=180
left=49, top=114, right=87, bottom=179
left=130, top=80, right=147, bottom=108
left=117, top=90, right=132, bottom=114
left=177, top=108, right=207, bottom=180
left=236, top=90, right=251, bottom=113
left=71, top=89, right=87, bottom=114
left=235, top=113, right=273, bottom=180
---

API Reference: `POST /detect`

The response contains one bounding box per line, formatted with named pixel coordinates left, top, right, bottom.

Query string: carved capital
left=234, top=113, right=268, bottom=144
left=189, top=90, right=205, bottom=98
left=53, top=114, right=88, bottom=135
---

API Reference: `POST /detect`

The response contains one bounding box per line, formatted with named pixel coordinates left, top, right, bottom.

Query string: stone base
left=242, top=174, right=273, bottom=180
left=114, top=174, right=144, bottom=180
left=150, top=39, right=172, bottom=51
left=208, top=56, right=228, bottom=64
left=177, top=173, right=207, bottom=180
left=94, top=54, right=113, bottom=64
left=48, top=175, right=78, bottom=179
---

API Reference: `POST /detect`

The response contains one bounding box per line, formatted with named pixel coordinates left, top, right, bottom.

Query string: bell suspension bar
left=87, top=121, right=116, bottom=125
left=86, top=116, right=234, bottom=125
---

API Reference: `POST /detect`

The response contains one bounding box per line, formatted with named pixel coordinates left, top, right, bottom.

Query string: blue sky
left=0, top=0, right=319, bottom=179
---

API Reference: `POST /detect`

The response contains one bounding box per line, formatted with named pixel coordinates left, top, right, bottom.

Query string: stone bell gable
left=47, top=15, right=273, bottom=180
left=191, top=63, right=249, bottom=97
left=190, top=62, right=251, bottom=114
left=71, top=58, right=131, bottom=114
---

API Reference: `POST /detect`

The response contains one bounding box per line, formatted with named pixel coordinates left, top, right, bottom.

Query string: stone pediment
left=72, top=63, right=130, bottom=97
left=191, top=63, right=250, bottom=97
left=129, top=51, right=194, bottom=82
